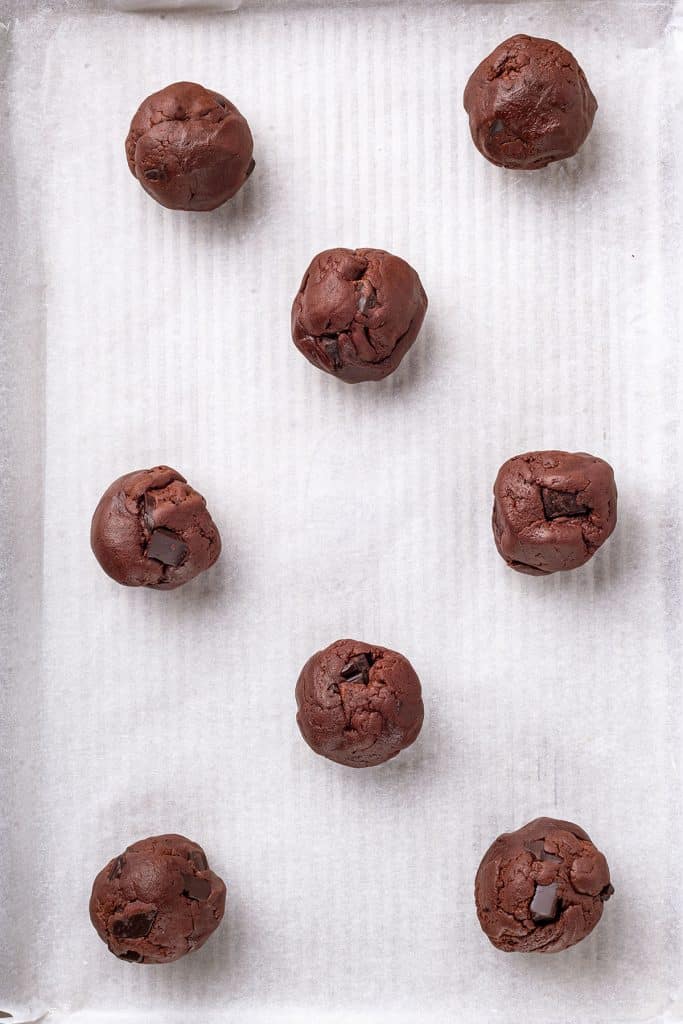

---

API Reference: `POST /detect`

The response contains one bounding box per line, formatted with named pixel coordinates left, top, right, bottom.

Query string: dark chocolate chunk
left=108, top=855, right=125, bottom=881
left=117, top=950, right=144, bottom=963
left=340, top=653, right=373, bottom=685
left=182, top=874, right=212, bottom=901
left=146, top=528, right=188, bottom=567
left=142, top=490, right=157, bottom=531
left=320, top=336, right=342, bottom=369
left=189, top=849, right=208, bottom=871
left=600, top=883, right=615, bottom=902
left=525, top=840, right=563, bottom=863
left=530, top=882, right=560, bottom=923
left=112, top=910, right=157, bottom=940
left=541, top=488, right=590, bottom=521
left=357, top=285, right=377, bottom=315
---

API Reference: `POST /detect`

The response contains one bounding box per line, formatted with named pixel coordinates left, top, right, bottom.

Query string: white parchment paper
left=1, top=1, right=682, bottom=1021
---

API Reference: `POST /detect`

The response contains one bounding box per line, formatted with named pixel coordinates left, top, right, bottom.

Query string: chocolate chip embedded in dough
left=146, top=528, right=189, bottom=567
left=530, top=883, right=560, bottom=923
left=182, top=874, right=212, bottom=901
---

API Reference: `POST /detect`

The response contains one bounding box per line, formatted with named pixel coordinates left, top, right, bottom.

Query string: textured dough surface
left=89, top=834, right=226, bottom=964
left=291, top=248, right=428, bottom=383
left=125, top=81, right=254, bottom=211
left=475, top=817, right=613, bottom=953
left=463, top=35, right=597, bottom=169
left=295, top=638, right=424, bottom=767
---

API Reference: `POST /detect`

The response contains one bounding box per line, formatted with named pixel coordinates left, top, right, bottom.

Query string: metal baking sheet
left=1, top=0, right=681, bottom=1021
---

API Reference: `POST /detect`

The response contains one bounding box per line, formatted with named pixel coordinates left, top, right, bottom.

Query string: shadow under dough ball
left=475, top=817, right=613, bottom=953
left=90, top=834, right=226, bottom=964
left=463, top=34, right=597, bottom=169
left=291, top=248, right=428, bottom=383
left=125, top=81, right=254, bottom=211
left=295, top=639, right=424, bottom=767
left=91, top=465, right=221, bottom=589
left=492, top=450, right=617, bottom=575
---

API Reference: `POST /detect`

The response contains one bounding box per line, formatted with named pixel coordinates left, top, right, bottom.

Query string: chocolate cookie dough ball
left=125, top=81, right=254, bottom=211
left=463, top=35, right=597, bottom=169
left=475, top=817, right=613, bottom=953
left=90, top=834, right=226, bottom=964
left=295, top=639, right=424, bottom=767
left=291, top=248, right=428, bottom=383
left=492, top=451, right=617, bottom=575
left=91, top=466, right=221, bottom=590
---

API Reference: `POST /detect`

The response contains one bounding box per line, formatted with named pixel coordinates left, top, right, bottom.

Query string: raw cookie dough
left=475, top=817, right=613, bottom=953
left=492, top=450, right=617, bottom=575
left=89, top=834, right=226, bottom=964
left=295, top=639, right=424, bottom=767
left=125, top=81, right=254, bottom=211
left=463, top=35, right=597, bottom=169
left=291, top=248, right=428, bottom=383
left=91, top=465, right=221, bottom=589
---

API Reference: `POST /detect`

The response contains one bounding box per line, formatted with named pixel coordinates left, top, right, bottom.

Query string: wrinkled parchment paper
left=1, top=1, right=682, bottom=1020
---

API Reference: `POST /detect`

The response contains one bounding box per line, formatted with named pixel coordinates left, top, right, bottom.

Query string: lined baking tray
left=1, top=0, right=681, bottom=1021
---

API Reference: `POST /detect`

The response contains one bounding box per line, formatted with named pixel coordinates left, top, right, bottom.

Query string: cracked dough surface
left=89, top=834, right=226, bottom=964
left=291, top=247, right=428, bottom=383
left=463, top=34, right=597, bottom=169
left=295, top=638, right=424, bottom=767
left=492, top=450, right=617, bottom=575
left=90, top=465, right=221, bottom=589
left=125, top=81, right=254, bottom=211
left=475, top=817, right=613, bottom=953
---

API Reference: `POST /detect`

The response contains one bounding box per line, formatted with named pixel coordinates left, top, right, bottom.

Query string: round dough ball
left=475, top=817, right=613, bottom=953
left=492, top=450, right=617, bottom=575
left=89, top=834, right=226, bottom=964
left=91, top=465, right=221, bottom=590
left=463, top=35, right=597, bottom=169
left=295, top=639, right=424, bottom=767
left=291, top=248, right=428, bottom=383
left=125, top=81, right=254, bottom=211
